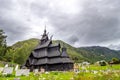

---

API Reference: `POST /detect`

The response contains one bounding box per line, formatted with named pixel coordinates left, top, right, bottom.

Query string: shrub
left=111, top=58, right=120, bottom=64
left=99, top=60, right=107, bottom=66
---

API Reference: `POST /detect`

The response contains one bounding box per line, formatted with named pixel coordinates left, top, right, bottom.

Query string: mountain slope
left=4, top=38, right=120, bottom=64
left=77, top=46, right=120, bottom=63
left=5, top=38, right=39, bottom=64
left=5, top=38, right=88, bottom=64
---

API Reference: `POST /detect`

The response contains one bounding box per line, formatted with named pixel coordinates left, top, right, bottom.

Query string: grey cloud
left=21, top=0, right=120, bottom=46
left=108, top=44, right=120, bottom=50
left=0, top=17, right=31, bottom=45
left=77, top=0, right=120, bottom=44
left=0, top=0, right=13, bottom=10
left=0, top=0, right=120, bottom=49
left=0, top=0, right=31, bottom=45
left=68, top=35, right=79, bottom=44
left=45, top=0, right=120, bottom=46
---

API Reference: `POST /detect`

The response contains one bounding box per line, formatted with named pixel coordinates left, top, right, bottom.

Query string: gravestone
left=34, top=69, right=38, bottom=72
left=4, top=64, right=8, bottom=68
left=3, top=67, right=13, bottom=75
left=15, top=65, right=19, bottom=71
left=34, top=69, right=39, bottom=74
left=40, top=68, right=45, bottom=73
left=14, top=78, right=20, bottom=80
left=93, top=70, right=98, bottom=74
left=81, top=66, right=86, bottom=70
left=16, top=69, right=24, bottom=76
left=74, top=63, right=79, bottom=72
left=16, top=69, right=30, bottom=76
left=23, top=69, right=30, bottom=76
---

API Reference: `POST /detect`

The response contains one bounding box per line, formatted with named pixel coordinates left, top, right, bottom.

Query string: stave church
left=24, top=28, right=73, bottom=71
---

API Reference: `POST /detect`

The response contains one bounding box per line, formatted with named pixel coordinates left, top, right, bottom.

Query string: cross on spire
left=44, top=25, right=46, bottom=35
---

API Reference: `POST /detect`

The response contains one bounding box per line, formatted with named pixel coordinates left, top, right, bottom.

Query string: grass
left=78, top=64, right=120, bottom=71
left=1, top=64, right=120, bottom=80
left=0, top=71, right=74, bottom=80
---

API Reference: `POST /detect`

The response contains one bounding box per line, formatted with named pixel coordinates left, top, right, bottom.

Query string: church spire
left=44, top=25, right=46, bottom=33
left=43, top=25, right=47, bottom=36
left=40, top=25, right=49, bottom=45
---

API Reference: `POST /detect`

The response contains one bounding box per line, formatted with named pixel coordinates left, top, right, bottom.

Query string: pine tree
left=0, top=29, right=7, bottom=60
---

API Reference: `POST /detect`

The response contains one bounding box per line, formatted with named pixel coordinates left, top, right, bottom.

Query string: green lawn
left=1, top=64, right=120, bottom=80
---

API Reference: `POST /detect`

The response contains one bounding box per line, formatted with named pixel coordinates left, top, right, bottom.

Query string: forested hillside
left=77, top=46, right=120, bottom=63
left=2, top=38, right=120, bottom=65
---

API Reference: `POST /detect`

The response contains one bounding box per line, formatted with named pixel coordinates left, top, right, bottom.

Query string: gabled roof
left=61, top=48, right=69, bottom=57
left=34, top=40, right=51, bottom=50
left=61, top=58, right=73, bottom=63
left=49, top=43, right=60, bottom=48
left=61, top=51, right=69, bottom=58
left=32, top=46, right=61, bottom=58
left=31, top=57, right=72, bottom=65
left=32, top=51, right=47, bottom=58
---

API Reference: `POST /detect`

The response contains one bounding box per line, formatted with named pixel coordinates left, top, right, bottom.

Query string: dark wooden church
left=24, top=29, right=73, bottom=71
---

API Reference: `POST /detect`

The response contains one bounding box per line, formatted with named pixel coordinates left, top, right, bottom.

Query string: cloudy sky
left=0, top=0, right=120, bottom=50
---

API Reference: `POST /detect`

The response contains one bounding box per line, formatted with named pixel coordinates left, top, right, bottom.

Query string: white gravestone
left=15, top=65, right=19, bottom=71
left=40, top=68, right=45, bottom=73
left=14, top=78, right=20, bottom=80
left=16, top=69, right=24, bottom=76
left=23, top=69, right=30, bottom=76
left=4, top=64, right=8, bottom=68
left=34, top=69, right=39, bottom=74
left=16, top=69, right=30, bottom=76
left=34, top=69, right=38, bottom=73
left=3, top=67, right=13, bottom=75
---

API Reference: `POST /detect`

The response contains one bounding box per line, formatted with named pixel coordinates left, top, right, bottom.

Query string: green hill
left=77, top=46, right=120, bottom=63
left=4, top=38, right=120, bottom=65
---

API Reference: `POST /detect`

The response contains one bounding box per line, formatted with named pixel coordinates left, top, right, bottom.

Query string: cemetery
left=0, top=64, right=120, bottom=80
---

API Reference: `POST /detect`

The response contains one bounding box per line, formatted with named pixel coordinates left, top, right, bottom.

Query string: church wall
left=31, top=63, right=73, bottom=71
left=34, top=48, right=47, bottom=58
left=47, top=47, right=61, bottom=57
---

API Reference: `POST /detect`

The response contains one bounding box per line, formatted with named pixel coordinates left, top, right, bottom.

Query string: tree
left=4, top=47, right=14, bottom=62
left=99, top=60, right=107, bottom=66
left=0, top=29, right=7, bottom=60
left=111, top=58, right=120, bottom=64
